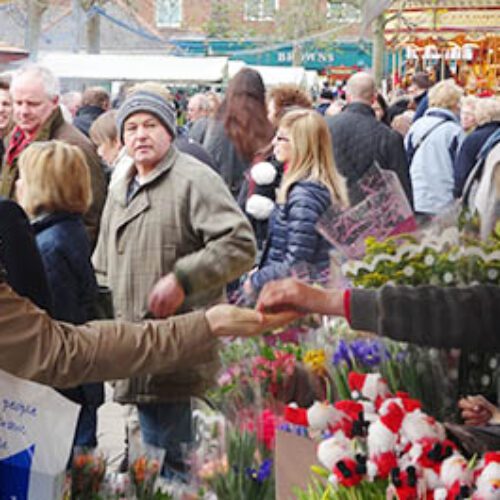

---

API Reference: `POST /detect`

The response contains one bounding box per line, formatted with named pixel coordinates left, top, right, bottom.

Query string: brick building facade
left=139, top=0, right=358, bottom=37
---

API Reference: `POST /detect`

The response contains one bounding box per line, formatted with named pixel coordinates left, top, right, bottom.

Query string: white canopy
left=37, top=52, right=229, bottom=83
left=228, top=61, right=308, bottom=88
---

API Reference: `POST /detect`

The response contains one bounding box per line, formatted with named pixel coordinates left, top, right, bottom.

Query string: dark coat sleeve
left=384, top=129, right=413, bottom=206
left=0, top=199, right=53, bottom=313
left=350, top=284, right=499, bottom=350
left=454, top=137, right=477, bottom=198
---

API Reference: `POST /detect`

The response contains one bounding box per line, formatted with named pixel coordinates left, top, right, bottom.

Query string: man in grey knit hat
left=93, top=83, right=256, bottom=479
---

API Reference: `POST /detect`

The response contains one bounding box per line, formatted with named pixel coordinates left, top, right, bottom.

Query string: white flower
left=443, top=272, right=454, bottom=284
left=481, top=374, right=491, bottom=387
left=424, top=254, right=435, bottom=266
left=487, top=269, right=498, bottom=280
left=403, top=266, right=415, bottom=277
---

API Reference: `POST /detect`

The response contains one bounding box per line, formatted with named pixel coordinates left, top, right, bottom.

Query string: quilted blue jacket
left=251, top=180, right=332, bottom=292
left=33, top=212, right=97, bottom=325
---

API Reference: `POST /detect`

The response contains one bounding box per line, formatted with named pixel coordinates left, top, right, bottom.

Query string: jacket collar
left=31, top=211, right=80, bottom=234
left=33, top=107, right=65, bottom=143
left=343, top=102, right=376, bottom=118
left=424, top=107, right=459, bottom=124
left=112, top=144, right=179, bottom=206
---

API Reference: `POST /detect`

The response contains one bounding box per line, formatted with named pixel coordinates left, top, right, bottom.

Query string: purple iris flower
left=332, top=340, right=353, bottom=368
left=349, top=340, right=390, bottom=367
left=396, top=349, right=409, bottom=362
left=246, top=459, right=273, bottom=483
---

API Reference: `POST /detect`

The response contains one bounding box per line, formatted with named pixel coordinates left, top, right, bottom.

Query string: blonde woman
left=16, top=140, right=102, bottom=451
left=244, top=108, right=348, bottom=295
left=460, top=95, right=479, bottom=133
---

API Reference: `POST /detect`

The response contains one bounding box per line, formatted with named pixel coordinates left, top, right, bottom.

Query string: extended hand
left=458, top=395, right=500, bottom=426
left=205, top=304, right=301, bottom=338
left=256, top=278, right=345, bottom=317
left=148, top=273, right=185, bottom=318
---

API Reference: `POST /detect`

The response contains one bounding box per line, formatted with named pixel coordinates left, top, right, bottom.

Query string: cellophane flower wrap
left=317, top=166, right=500, bottom=420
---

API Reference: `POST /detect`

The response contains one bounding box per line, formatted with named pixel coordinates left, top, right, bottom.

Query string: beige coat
left=92, top=145, right=256, bottom=402
left=0, top=281, right=217, bottom=389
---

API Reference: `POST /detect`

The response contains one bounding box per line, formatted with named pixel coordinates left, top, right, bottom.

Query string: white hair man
left=326, top=71, right=412, bottom=206
left=0, top=64, right=106, bottom=246
left=186, top=93, right=209, bottom=124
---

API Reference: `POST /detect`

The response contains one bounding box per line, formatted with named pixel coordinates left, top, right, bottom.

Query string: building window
left=244, top=0, right=278, bottom=21
left=326, top=2, right=360, bottom=22
left=156, top=0, right=182, bottom=27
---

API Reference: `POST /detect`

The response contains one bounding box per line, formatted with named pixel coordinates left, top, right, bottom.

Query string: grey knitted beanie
left=116, top=90, right=177, bottom=141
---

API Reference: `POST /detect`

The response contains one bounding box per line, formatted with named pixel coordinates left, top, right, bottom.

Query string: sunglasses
left=275, top=135, right=290, bottom=143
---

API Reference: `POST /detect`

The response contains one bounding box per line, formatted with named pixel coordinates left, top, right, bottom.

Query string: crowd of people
left=0, top=61, right=499, bottom=479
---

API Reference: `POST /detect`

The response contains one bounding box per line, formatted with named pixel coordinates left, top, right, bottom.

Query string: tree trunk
left=25, top=0, right=48, bottom=60
left=372, top=13, right=386, bottom=86
left=86, top=12, right=101, bottom=54
left=72, top=0, right=84, bottom=52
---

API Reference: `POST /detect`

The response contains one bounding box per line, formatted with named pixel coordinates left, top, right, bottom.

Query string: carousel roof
left=385, top=1, right=500, bottom=44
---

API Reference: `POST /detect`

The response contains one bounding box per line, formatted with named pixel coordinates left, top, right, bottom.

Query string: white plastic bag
left=0, top=369, right=79, bottom=499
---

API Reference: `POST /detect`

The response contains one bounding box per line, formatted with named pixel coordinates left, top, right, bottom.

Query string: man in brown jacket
left=0, top=65, right=106, bottom=246
left=93, top=84, right=256, bottom=478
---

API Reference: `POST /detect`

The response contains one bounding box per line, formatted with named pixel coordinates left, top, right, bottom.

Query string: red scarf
left=5, top=126, right=33, bottom=166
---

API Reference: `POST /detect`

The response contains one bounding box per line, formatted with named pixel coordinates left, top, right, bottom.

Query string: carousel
left=384, top=0, right=500, bottom=94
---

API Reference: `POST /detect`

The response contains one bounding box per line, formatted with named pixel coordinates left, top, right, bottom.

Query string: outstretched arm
left=257, top=279, right=500, bottom=351
left=0, top=281, right=297, bottom=388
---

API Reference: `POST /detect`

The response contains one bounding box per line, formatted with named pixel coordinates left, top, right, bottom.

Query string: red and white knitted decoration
left=367, top=401, right=405, bottom=480
left=348, top=372, right=390, bottom=409
left=473, top=452, right=500, bottom=500
left=284, top=401, right=340, bottom=432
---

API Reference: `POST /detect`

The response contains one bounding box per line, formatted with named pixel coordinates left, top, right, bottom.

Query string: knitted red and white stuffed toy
left=284, top=401, right=340, bottom=433
left=331, top=400, right=366, bottom=438
left=366, top=401, right=405, bottom=480
left=386, top=465, right=424, bottom=500
left=348, top=372, right=390, bottom=410
left=434, top=453, right=473, bottom=500
left=473, top=452, right=500, bottom=500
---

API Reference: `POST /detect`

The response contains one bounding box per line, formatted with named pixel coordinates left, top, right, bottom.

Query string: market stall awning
left=37, top=52, right=229, bottom=84
left=228, top=62, right=307, bottom=87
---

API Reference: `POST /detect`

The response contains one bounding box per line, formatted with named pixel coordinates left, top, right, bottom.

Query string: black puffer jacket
left=250, top=181, right=332, bottom=291
left=326, top=102, right=412, bottom=206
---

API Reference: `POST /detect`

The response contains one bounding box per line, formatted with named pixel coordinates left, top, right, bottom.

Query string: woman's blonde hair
left=428, top=79, right=463, bottom=110
left=18, top=140, right=92, bottom=217
left=474, top=97, right=500, bottom=127
left=89, top=109, right=118, bottom=146
left=277, top=108, right=348, bottom=207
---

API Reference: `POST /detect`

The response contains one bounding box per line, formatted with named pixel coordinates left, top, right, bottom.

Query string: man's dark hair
left=82, top=86, right=110, bottom=109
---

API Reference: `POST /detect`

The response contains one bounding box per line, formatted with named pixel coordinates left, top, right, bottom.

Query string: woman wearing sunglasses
left=243, top=108, right=349, bottom=297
